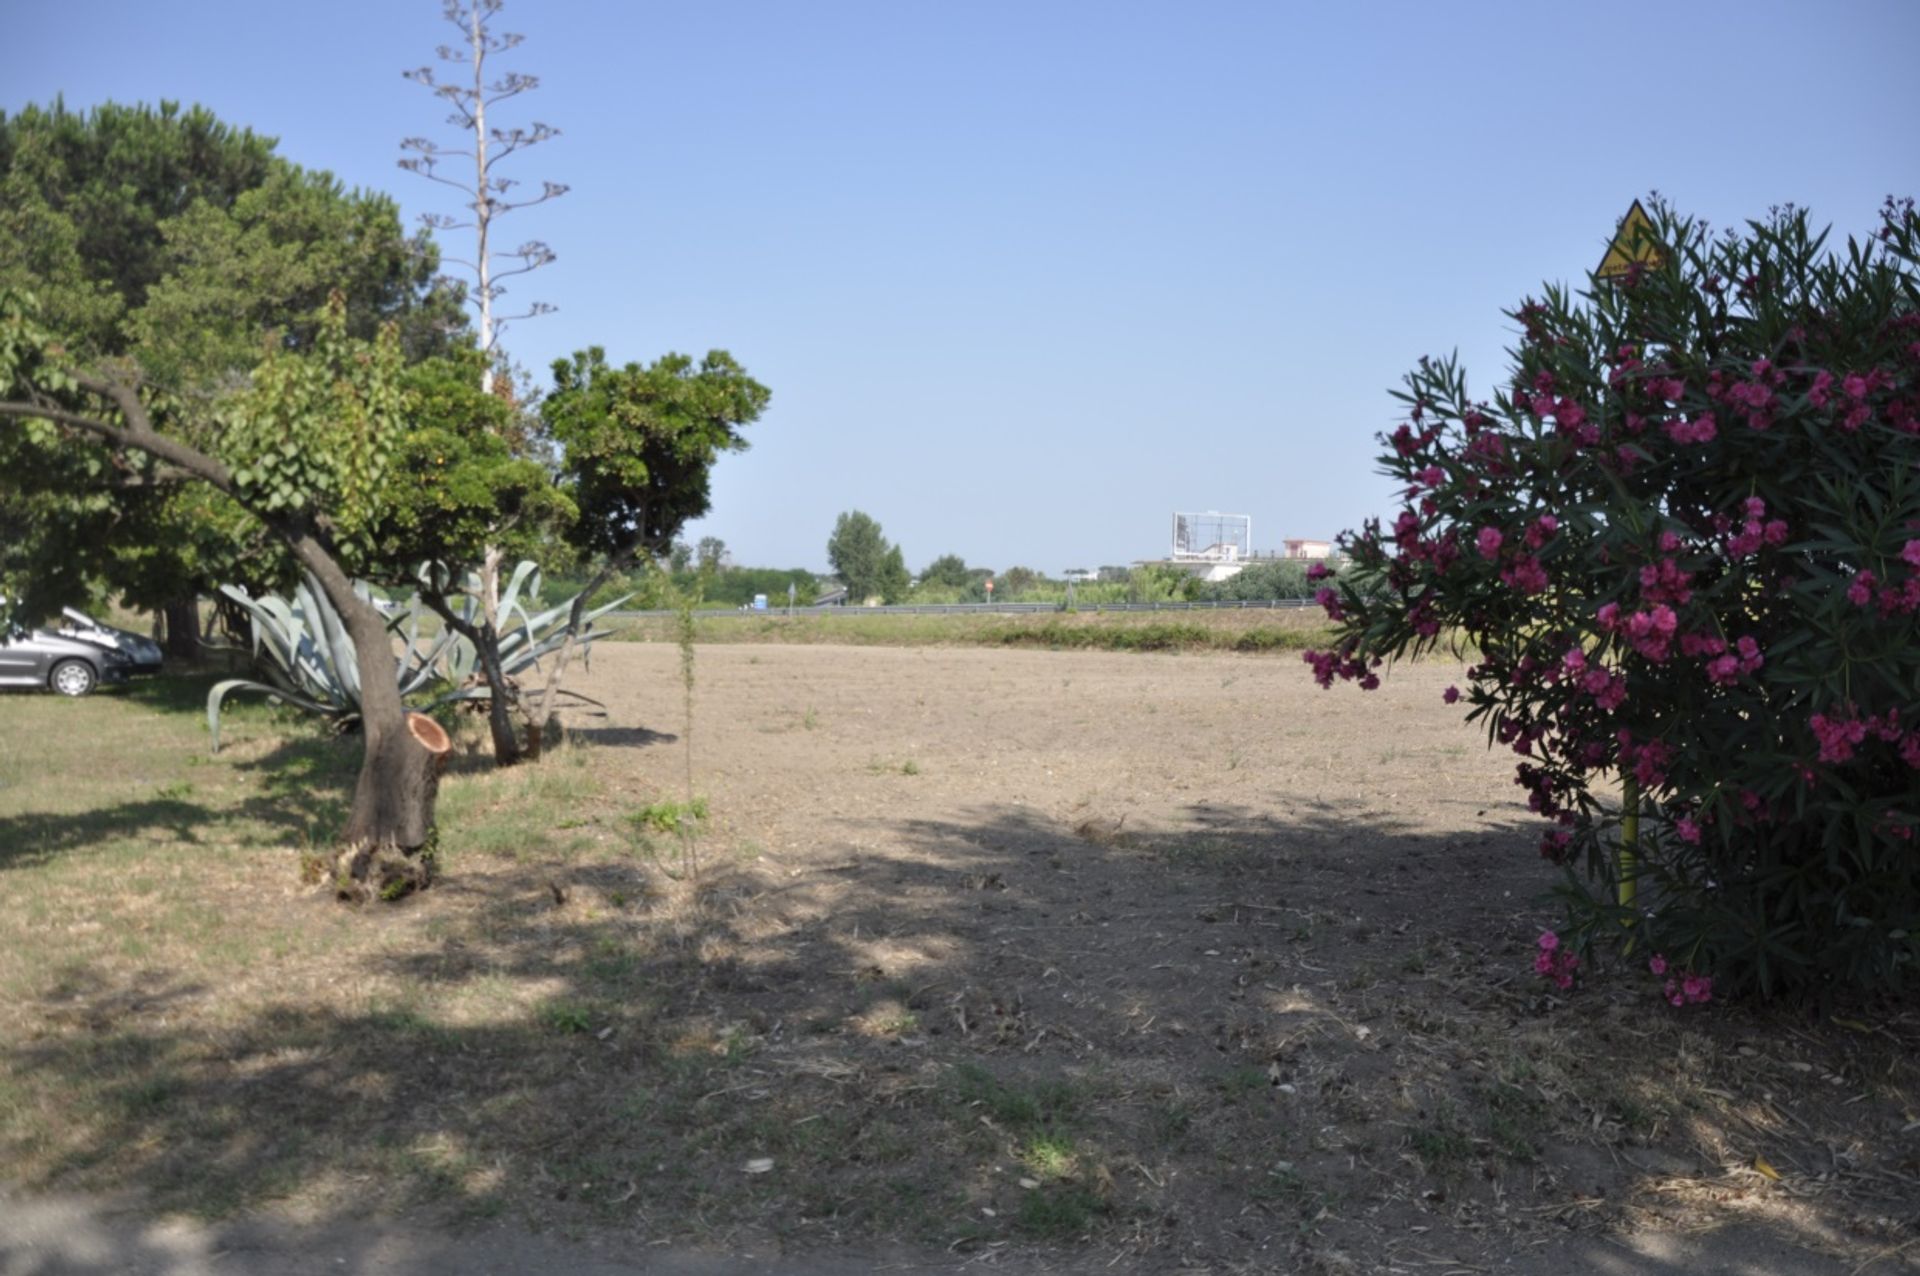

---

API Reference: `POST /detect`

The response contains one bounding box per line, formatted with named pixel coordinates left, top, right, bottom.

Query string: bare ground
left=2, top=641, right=1916, bottom=1273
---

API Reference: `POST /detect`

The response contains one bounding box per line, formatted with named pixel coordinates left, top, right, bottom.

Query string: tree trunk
left=421, top=589, right=522, bottom=766
left=290, top=535, right=449, bottom=898
left=162, top=596, right=200, bottom=662
left=473, top=618, right=523, bottom=765
left=337, top=712, right=450, bottom=900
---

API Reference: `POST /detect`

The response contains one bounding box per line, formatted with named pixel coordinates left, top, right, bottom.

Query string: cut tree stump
left=335, top=712, right=452, bottom=902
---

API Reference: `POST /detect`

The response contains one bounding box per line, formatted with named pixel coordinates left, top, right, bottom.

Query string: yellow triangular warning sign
left=1596, top=199, right=1664, bottom=280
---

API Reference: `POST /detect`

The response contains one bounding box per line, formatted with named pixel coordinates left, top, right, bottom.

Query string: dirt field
left=2, top=640, right=1916, bottom=1273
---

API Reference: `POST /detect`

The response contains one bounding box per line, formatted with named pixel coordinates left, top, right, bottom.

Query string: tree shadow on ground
left=2, top=801, right=1911, bottom=1274
left=564, top=725, right=678, bottom=749
left=0, top=728, right=357, bottom=874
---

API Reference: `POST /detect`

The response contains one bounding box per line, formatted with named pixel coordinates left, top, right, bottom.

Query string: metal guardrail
left=607, top=598, right=1319, bottom=620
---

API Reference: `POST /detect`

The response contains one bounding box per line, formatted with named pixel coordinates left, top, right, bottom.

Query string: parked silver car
left=56, top=608, right=164, bottom=674
left=0, top=624, right=134, bottom=696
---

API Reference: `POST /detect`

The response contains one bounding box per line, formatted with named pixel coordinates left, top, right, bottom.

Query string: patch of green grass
left=1410, top=1115, right=1475, bottom=1172
left=949, top=1063, right=1082, bottom=1132
left=1217, top=1065, right=1270, bottom=1101
left=542, top=1001, right=594, bottom=1035
left=1481, top=1079, right=1545, bottom=1163
left=1019, top=1133, right=1078, bottom=1179
left=1015, top=1182, right=1107, bottom=1238
left=630, top=796, right=708, bottom=837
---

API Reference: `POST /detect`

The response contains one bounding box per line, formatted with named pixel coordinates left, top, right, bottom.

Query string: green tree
left=0, top=99, right=462, bottom=649
left=1200, top=559, right=1310, bottom=601
left=535, top=346, right=769, bottom=735
left=919, top=553, right=973, bottom=590
left=998, top=565, right=1040, bottom=598
left=1, top=290, right=447, bottom=887
left=827, top=510, right=906, bottom=603
left=369, top=347, right=577, bottom=763
left=878, top=544, right=910, bottom=604
left=1128, top=564, right=1200, bottom=603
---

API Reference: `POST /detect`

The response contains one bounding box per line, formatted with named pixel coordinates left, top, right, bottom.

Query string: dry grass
left=1, top=657, right=1916, bottom=1271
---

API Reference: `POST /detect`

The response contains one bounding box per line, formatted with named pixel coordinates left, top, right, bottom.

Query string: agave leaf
left=545, top=687, right=612, bottom=709
left=214, top=596, right=300, bottom=697
left=299, top=572, right=362, bottom=707
left=206, top=679, right=342, bottom=754
left=501, top=626, right=622, bottom=676
left=498, top=559, right=542, bottom=623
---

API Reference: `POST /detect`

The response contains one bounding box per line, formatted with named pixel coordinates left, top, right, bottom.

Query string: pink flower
left=1648, top=954, right=1668, bottom=976
left=1476, top=527, right=1504, bottom=560
left=1675, top=816, right=1702, bottom=844
left=1306, top=562, right=1330, bottom=582
left=1904, top=540, right=1920, bottom=569
left=1442, top=685, right=1460, bottom=704
left=1667, top=413, right=1718, bottom=445
left=1501, top=556, right=1550, bottom=594
left=1624, top=605, right=1679, bottom=662
left=1811, top=712, right=1869, bottom=764
left=1848, top=572, right=1876, bottom=605
left=1682, top=974, right=1713, bottom=1004
left=1538, top=930, right=1560, bottom=952
left=1809, top=370, right=1834, bottom=407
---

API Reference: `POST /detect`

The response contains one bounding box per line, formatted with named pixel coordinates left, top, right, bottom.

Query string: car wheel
left=49, top=659, right=97, bottom=697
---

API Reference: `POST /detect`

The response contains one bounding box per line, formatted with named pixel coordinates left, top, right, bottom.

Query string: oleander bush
left=1308, top=198, right=1920, bottom=1000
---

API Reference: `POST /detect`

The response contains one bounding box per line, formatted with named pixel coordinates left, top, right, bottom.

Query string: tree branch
left=0, top=377, right=237, bottom=496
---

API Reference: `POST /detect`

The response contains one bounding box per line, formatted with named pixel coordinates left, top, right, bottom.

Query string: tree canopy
left=828, top=511, right=908, bottom=604
left=0, top=99, right=464, bottom=618
left=542, top=347, right=770, bottom=565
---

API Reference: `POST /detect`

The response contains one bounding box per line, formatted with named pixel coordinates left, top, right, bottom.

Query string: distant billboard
left=1171, top=511, right=1251, bottom=562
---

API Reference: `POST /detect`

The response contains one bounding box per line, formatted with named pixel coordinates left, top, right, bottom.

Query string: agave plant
left=207, top=562, right=629, bottom=752
left=415, top=559, right=631, bottom=705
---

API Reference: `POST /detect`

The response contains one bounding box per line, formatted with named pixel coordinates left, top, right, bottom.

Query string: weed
left=950, top=1063, right=1082, bottom=1132
left=872, top=1009, right=920, bottom=1036
left=544, top=1001, right=593, bottom=1035
left=802, top=707, right=819, bottom=730
left=1217, top=1065, right=1270, bottom=1101
left=1019, top=1134, right=1078, bottom=1179
left=1015, top=1182, right=1106, bottom=1238
left=1409, top=1114, right=1474, bottom=1172
left=631, top=796, right=709, bottom=837
left=1152, top=1099, right=1195, bottom=1145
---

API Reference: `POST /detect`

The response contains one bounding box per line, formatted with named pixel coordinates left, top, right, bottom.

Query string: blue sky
left=7, top=1, right=1915, bottom=574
